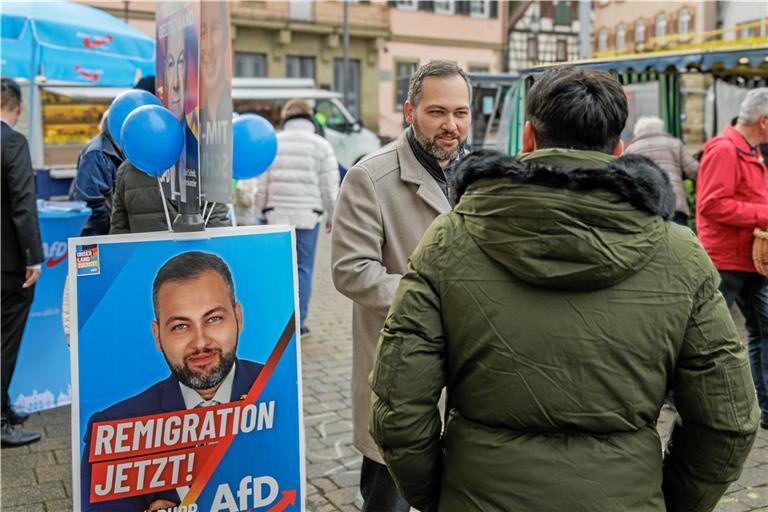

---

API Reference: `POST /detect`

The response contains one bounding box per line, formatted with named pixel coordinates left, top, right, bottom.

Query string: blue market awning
left=1, top=0, right=154, bottom=86
left=524, top=45, right=768, bottom=75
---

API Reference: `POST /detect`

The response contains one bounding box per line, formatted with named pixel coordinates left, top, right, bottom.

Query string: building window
left=598, top=30, right=608, bottom=52
left=556, top=39, right=568, bottom=61
left=469, top=64, right=490, bottom=73
left=678, top=8, right=691, bottom=36
left=394, top=60, right=418, bottom=111
left=526, top=36, right=538, bottom=62
left=286, top=55, right=315, bottom=79
left=656, top=15, right=667, bottom=40
left=333, top=58, right=361, bottom=119
left=616, top=24, right=626, bottom=51
left=234, top=52, right=267, bottom=78
left=470, top=0, right=490, bottom=18
left=395, top=0, right=417, bottom=10
left=435, top=1, right=454, bottom=15
left=288, top=1, right=313, bottom=22
left=634, top=20, right=645, bottom=44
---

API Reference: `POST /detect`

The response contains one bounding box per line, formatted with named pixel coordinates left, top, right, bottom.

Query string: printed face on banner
left=70, top=228, right=303, bottom=512
left=156, top=0, right=201, bottom=208
left=199, top=0, right=233, bottom=204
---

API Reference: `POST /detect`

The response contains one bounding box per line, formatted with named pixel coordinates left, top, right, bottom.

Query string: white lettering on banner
left=91, top=401, right=277, bottom=457
left=211, top=475, right=279, bottom=512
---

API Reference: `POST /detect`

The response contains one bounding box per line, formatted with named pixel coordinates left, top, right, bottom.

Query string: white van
left=231, top=78, right=380, bottom=169
left=27, top=77, right=380, bottom=175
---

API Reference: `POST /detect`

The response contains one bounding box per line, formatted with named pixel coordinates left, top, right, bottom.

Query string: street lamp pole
left=342, top=0, right=350, bottom=109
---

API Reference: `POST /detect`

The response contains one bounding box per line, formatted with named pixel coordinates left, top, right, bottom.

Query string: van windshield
left=315, top=99, right=352, bottom=132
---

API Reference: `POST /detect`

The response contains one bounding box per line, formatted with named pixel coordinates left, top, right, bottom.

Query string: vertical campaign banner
left=9, top=206, right=90, bottom=413
left=156, top=0, right=201, bottom=211
left=200, top=1, right=233, bottom=204
left=70, top=227, right=304, bottom=512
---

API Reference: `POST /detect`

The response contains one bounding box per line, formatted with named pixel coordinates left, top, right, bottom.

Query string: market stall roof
left=525, top=45, right=768, bottom=75
left=1, top=0, right=154, bottom=86
left=42, top=85, right=343, bottom=102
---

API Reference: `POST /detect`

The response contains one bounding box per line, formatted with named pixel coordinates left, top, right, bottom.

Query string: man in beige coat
left=331, top=60, right=471, bottom=511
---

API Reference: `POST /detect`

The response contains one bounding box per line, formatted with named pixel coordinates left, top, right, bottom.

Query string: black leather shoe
left=3, top=407, right=29, bottom=425
left=1, top=421, right=41, bottom=448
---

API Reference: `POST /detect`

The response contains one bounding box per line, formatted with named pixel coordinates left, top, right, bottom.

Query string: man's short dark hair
left=152, top=251, right=236, bottom=318
left=526, top=67, right=628, bottom=153
left=1, top=77, right=22, bottom=111
left=407, top=60, right=471, bottom=107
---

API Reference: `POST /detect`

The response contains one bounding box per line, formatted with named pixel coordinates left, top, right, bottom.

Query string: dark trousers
left=719, top=270, right=768, bottom=417
left=295, top=224, right=320, bottom=331
left=1, top=271, right=35, bottom=416
left=360, top=456, right=411, bottom=512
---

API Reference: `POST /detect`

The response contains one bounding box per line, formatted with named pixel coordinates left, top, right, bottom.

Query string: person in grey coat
left=624, top=116, right=699, bottom=225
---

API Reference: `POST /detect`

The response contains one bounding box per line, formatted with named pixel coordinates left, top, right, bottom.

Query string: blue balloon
left=121, top=105, right=183, bottom=177
left=107, top=90, right=161, bottom=148
left=232, top=114, right=278, bottom=180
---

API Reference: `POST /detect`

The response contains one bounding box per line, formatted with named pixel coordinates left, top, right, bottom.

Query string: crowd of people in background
left=3, top=58, right=768, bottom=512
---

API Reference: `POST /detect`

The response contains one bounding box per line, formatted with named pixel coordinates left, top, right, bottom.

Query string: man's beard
left=169, top=347, right=236, bottom=390
left=162, top=335, right=238, bottom=390
left=412, top=115, right=466, bottom=162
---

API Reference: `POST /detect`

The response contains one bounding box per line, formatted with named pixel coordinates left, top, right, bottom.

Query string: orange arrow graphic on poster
left=180, top=314, right=296, bottom=507
left=267, top=490, right=297, bottom=512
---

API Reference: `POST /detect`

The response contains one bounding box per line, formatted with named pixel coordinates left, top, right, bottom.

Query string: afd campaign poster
left=69, top=227, right=304, bottom=512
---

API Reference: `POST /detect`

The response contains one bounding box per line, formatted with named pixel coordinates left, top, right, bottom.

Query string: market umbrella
left=1, top=0, right=155, bottom=85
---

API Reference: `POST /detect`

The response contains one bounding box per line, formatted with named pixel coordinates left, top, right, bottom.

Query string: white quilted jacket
left=253, top=118, right=340, bottom=229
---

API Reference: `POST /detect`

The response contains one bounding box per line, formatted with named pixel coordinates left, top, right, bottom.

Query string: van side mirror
left=351, top=121, right=362, bottom=133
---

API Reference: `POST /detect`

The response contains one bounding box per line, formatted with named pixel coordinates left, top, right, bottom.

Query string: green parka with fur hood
left=370, top=149, right=759, bottom=512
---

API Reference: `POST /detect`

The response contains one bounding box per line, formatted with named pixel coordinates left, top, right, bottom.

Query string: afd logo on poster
left=44, top=241, right=68, bottom=268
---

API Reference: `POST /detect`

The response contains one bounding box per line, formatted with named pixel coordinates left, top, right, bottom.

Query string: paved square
left=2, top=231, right=766, bottom=511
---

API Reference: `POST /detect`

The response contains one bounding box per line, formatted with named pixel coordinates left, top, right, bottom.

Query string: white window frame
left=434, top=1, right=454, bottom=15
left=656, top=15, right=667, bottom=40
left=616, top=24, right=626, bottom=51
left=395, top=0, right=417, bottom=11
left=634, top=20, right=645, bottom=44
left=470, top=0, right=491, bottom=19
left=598, top=30, right=608, bottom=52
left=678, top=8, right=691, bottom=36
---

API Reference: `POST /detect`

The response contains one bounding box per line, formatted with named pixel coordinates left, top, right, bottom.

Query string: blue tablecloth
left=9, top=202, right=90, bottom=413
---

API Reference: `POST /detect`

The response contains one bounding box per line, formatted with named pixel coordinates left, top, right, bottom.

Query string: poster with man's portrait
left=69, top=227, right=304, bottom=512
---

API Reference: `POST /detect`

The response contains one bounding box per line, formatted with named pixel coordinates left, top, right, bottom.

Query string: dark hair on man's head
left=407, top=60, right=471, bottom=107
left=152, top=251, right=236, bottom=318
left=526, top=67, right=628, bottom=153
left=1, top=77, right=22, bottom=111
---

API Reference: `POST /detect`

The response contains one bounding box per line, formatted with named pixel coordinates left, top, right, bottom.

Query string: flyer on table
left=69, top=226, right=304, bottom=512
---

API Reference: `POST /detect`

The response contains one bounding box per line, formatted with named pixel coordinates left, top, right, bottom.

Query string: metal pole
left=578, top=0, right=592, bottom=59
left=124, top=1, right=130, bottom=23
left=342, top=0, right=350, bottom=109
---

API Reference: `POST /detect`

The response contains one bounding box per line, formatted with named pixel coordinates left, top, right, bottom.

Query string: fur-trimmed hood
left=450, top=150, right=676, bottom=218
left=449, top=150, right=676, bottom=291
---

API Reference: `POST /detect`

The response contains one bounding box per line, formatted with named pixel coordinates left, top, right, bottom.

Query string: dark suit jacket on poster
left=1, top=120, right=43, bottom=273
left=81, top=358, right=264, bottom=512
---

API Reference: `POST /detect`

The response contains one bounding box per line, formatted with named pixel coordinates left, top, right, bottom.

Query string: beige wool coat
left=331, top=131, right=450, bottom=463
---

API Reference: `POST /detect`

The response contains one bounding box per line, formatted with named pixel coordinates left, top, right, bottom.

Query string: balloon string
left=229, top=203, right=238, bottom=227
left=157, top=176, right=173, bottom=232
left=205, top=202, right=216, bottom=227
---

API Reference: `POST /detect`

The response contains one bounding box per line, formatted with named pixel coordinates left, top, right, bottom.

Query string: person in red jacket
left=697, top=88, right=768, bottom=428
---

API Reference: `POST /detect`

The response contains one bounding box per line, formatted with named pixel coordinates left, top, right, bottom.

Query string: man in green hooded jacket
left=370, top=67, right=759, bottom=512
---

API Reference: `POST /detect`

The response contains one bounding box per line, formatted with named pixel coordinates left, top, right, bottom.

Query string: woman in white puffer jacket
left=254, top=99, right=340, bottom=335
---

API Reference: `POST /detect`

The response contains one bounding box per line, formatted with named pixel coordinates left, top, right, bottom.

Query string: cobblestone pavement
left=2, top=231, right=767, bottom=511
